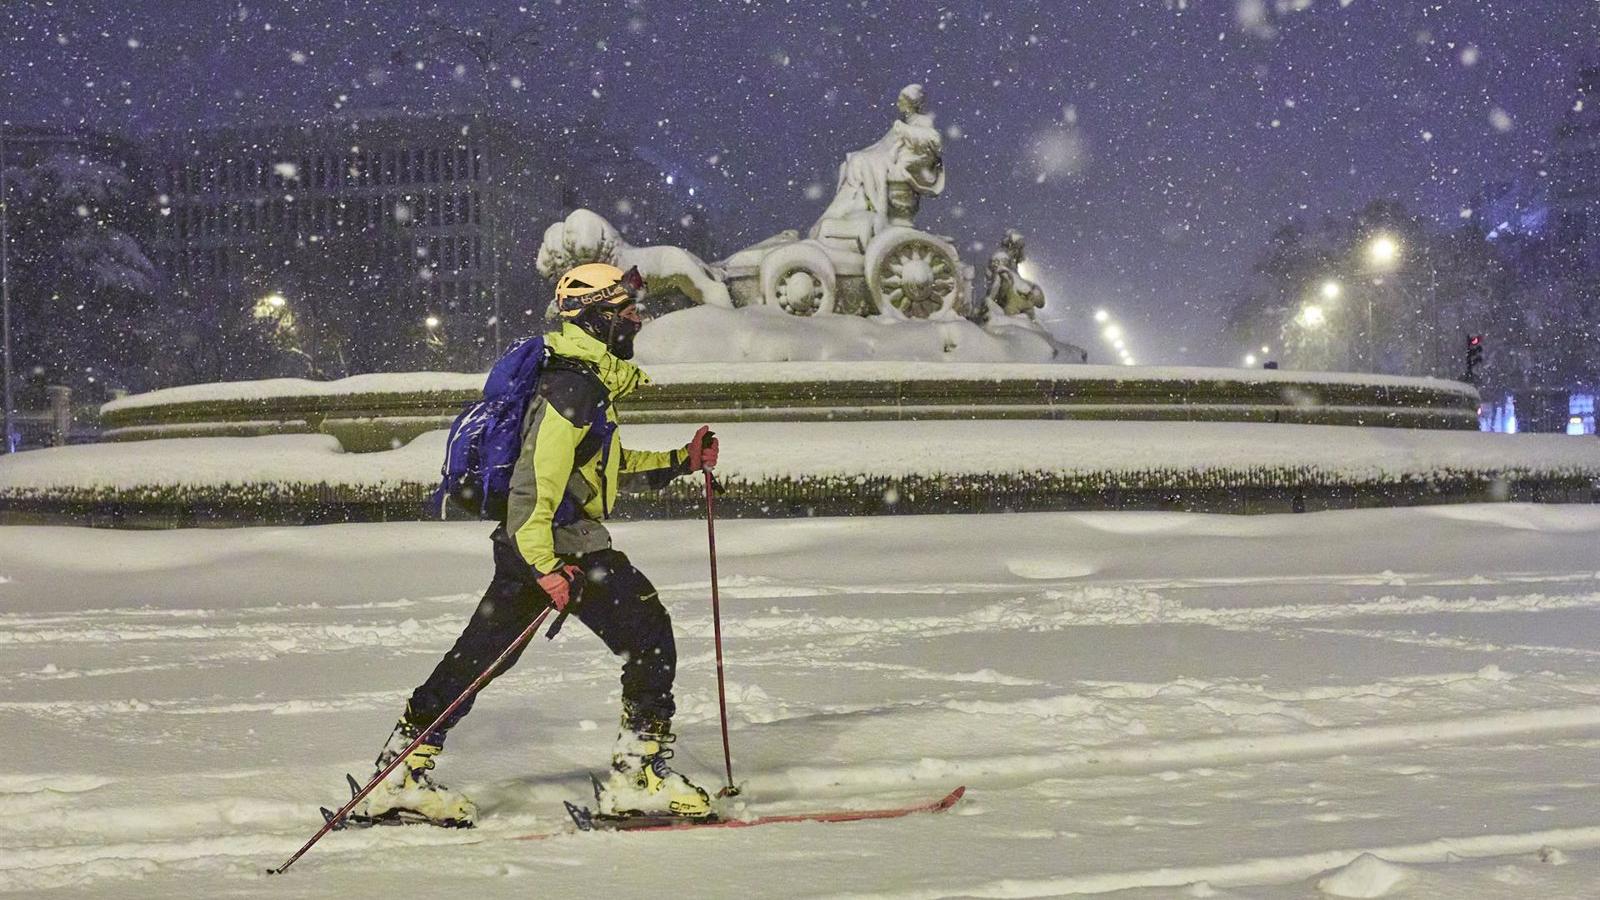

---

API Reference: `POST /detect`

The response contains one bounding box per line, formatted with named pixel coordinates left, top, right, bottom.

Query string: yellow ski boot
left=597, top=718, right=712, bottom=819
left=348, top=721, right=476, bottom=828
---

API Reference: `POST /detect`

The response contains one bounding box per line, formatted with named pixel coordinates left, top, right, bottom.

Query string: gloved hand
left=685, top=425, right=719, bottom=473
left=536, top=564, right=584, bottom=612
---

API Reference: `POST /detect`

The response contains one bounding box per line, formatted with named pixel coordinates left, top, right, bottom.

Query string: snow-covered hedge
left=3, top=421, right=1595, bottom=524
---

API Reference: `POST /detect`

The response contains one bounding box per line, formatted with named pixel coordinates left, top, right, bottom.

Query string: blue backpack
left=431, top=336, right=551, bottom=520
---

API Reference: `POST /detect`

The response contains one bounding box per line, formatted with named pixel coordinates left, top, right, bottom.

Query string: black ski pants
left=404, top=526, right=677, bottom=740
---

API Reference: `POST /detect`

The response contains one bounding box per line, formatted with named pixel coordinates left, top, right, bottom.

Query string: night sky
left=3, top=0, right=1597, bottom=364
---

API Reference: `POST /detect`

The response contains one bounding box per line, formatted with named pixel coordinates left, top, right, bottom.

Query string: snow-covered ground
left=5, top=506, right=1600, bottom=896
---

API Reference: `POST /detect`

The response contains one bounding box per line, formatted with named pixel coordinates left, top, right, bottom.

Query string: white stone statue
left=981, top=230, right=1046, bottom=320
left=536, top=209, right=731, bottom=309
left=537, top=85, right=1055, bottom=333
left=807, top=83, right=947, bottom=255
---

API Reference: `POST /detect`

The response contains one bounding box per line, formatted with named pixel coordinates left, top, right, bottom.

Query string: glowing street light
left=1260, top=345, right=1271, bottom=354
left=1244, top=354, right=1257, bottom=366
left=1122, top=358, right=1136, bottom=366
left=1112, top=338, right=1125, bottom=350
left=253, top=292, right=290, bottom=321
left=1320, top=280, right=1342, bottom=300
left=425, top=315, right=441, bottom=329
left=1093, top=309, right=1110, bottom=324
left=1298, top=304, right=1326, bottom=328
left=1102, top=324, right=1123, bottom=341
left=1366, top=234, right=1400, bottom=268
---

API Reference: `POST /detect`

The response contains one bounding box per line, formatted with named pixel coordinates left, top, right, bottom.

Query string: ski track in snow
left=4, top=507, right=1600, bottom=896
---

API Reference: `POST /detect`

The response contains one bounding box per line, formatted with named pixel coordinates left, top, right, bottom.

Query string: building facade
left=1549, top=62, right=1600, bottom=263
left=148, top=111, right=559, bottom=373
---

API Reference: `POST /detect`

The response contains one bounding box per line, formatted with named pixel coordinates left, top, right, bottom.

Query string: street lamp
left=425, top=315, right=441, bottom=330
left=1102, top=324, right=1122, bottom=341
left=1320, top=280, right=1341, bottom=300
left=254, top=292, right=288, bottom=320
left=0, top=126, right=12, bottom=453
left=1366, top=234, right=1400, bottom=268
left=1244, top=354, right=1257, bottom=366
left=1093, top=309, right=1110, bottom=324
left=1298, top=304, right=1326, bottom=328
left=1359, top=234, right=1402, bottom=371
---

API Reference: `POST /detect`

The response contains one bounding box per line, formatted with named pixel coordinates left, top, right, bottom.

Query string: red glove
left=686, top=425, right=719, bottom=472
left=536, top=564, right=584, bottom=612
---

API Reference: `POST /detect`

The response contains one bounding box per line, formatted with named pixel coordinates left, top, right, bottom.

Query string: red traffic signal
left=1464, top=335, right=1485, bottom=384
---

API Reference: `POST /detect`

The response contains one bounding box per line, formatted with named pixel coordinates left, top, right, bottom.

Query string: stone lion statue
left=536, top=209, right=731, bottom=309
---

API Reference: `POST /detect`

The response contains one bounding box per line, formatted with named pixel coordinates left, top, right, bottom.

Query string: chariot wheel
left=758, top=241, right=837, bottom=316
left=865, top=227, right=966, bottom=318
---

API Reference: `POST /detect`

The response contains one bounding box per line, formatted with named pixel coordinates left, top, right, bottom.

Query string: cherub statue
left=980, top=230, right=1046, bottom=319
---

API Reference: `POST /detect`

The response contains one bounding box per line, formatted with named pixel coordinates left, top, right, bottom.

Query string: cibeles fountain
left=534, top=84, right=1084, bottom=365
left=74, top=82, right=1489, bottom=527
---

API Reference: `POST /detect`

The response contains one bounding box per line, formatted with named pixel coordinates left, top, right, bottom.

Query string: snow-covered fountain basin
left=96, top=345, right=1483, bottom=454
left=11, top=314, right=1594, bottom=526
left=89, top=290, right=1482, bottom=451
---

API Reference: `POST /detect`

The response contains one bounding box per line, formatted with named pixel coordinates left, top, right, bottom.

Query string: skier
left=353, top=262, right=720, bottom=827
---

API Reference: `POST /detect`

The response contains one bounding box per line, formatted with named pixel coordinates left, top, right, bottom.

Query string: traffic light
left=1464, top=334, right=1484, bottom=384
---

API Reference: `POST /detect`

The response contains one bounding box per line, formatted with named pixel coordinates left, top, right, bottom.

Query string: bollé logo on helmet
left=555, top=263, right=644, bottom=318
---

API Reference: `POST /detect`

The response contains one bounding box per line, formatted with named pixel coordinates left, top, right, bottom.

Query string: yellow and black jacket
left=505, top=324, right=688, bottom=574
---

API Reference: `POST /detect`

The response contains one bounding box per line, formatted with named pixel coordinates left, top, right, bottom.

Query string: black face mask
left=577, top=308, right=642, bottom=359
left=607, top=316, right=641, bottom=360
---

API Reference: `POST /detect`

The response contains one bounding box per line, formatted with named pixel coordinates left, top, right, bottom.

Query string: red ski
left=514, top=785, right=965, bottom=840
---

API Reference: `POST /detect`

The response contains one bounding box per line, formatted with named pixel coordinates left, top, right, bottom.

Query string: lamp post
left=1, top=125, right=14, bottom=453
left=1363, top=234, right=1401, bottom=371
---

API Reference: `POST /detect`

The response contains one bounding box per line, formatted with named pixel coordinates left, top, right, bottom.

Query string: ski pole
left=269, top=603, right=556, bottom=875
left=703, top=448, right=739, bottom=797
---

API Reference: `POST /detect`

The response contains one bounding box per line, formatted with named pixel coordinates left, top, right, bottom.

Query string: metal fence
left=6, top=386, right=95, bottom=451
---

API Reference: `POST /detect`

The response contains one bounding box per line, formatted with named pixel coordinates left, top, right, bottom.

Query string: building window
left=1571, top=394, right=1597, bottom=436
